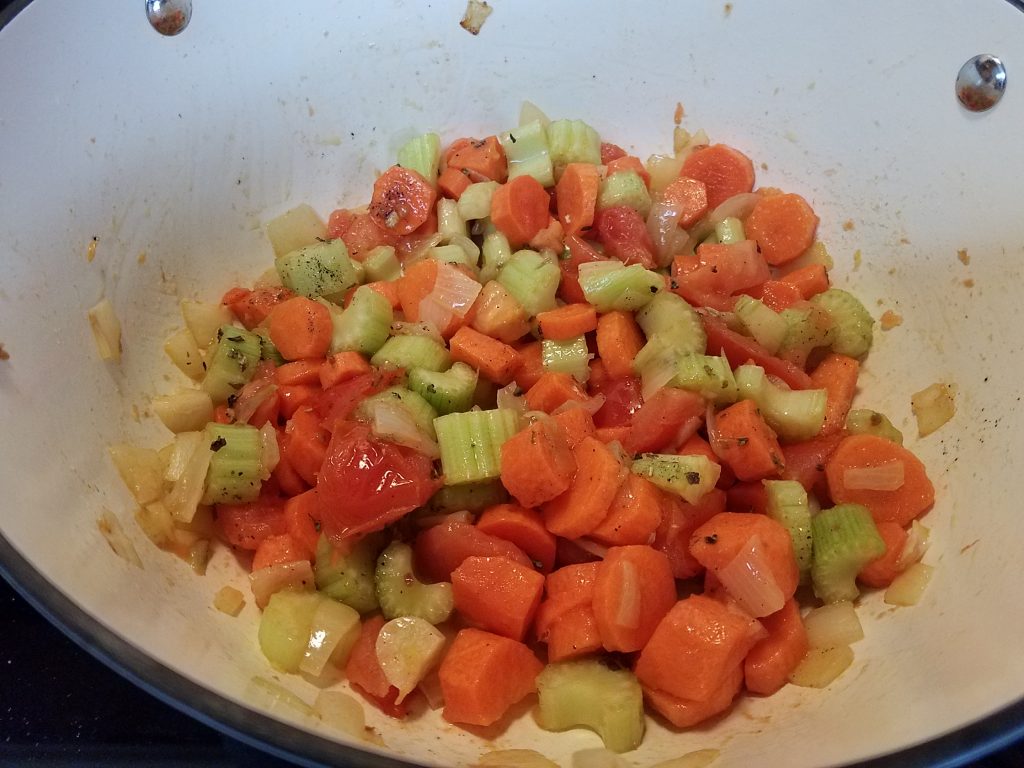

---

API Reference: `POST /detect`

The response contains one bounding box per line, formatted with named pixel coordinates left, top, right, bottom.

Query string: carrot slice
left=477, top=504, right=557, bottom=573
left=414, top=520, right=532, bottom=583
left=283, top=488, right=320, bottom=558
left=780, top=263, right=830, bottom=299
left=653, top=489, right=727, bottom=579
left=327, top=209, right=396, bottom=261
left=858, top=520, right=910, bottom=588
left=284, top=407, right=329, bottom=487
left=551, top=407, right=597, bottom=450
left=542, top=436, right=624, bottom=539
left=592, top=545, right=676, bottom=652
left=660, top=176, right=709, bottom=229
left=512, top=340, right=545, bottom=391
left=555, top=162, right=601, bottom=235
left=678, top=434, right=735, bottom=489
left=711, top=399, right=785, bottom=482
left=223, top=285, right=296, bottom=330
left=644, top=664, right=743, bottom=729
left=439, top=628, right=543, bottom=727
left=445, top=136, right=508, bottom=183
left=345, top=615, right=407, bottom=718
left=396, top=258, right=438, bottom=324
left=491, top=175, right=550, bottom=246
left=779, top=432, right=846, bottom=492
left=825, top=434, right=935, bottom=526
left=595, top=311, right=645, bottom=380
left=499, top=419, right=577, bottom=509
left=746, top=279, right=804, bottom=312
left=369, top=166, right=437, bottom=236
left=744, top=598, right=809, bottom=696
left=268, top=296, right=333, bottom=361
left=745, top=192, right=820, bottom=266
left=319, top=350, right=373, bottom=389
left=536, top=303, right=598, bottom=341
left=438, top=165, right=473, bottom=199
left=680, top=144, right=756, bottom=209
left=451, top=555, right=545, bottom=641
left=810, top=353, right=860, bottom=436
left=251, top=533, right=309, bottom=571
left=589, top=473, right=663, bottom=547
left=524, top=371, right=589, bottom=413
left=274, top=359, right=324, bottom=386
left=546, top=606, right=604, bottom=662
left=449, top=325, right=521, bottom=384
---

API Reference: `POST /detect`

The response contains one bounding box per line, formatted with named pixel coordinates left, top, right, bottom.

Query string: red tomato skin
left=590, top=375, right=644, bottom=429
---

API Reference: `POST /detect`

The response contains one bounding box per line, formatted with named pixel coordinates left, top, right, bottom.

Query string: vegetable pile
left=111, top=109, right=937, bottom=754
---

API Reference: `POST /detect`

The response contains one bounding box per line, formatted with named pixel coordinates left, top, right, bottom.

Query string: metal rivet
left=145, top=0, right=192, bottom=36
left=956, top=54, right=1007, bottom=112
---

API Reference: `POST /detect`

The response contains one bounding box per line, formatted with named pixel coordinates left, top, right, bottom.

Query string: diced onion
left=646, top=153, right=687, bottom=196
left=163, top=431, right=213, bottom=523
left=247, top=676, right=315, bottom=718
left=646, top=200, right=687, bottom=267
left=254, top=265, right=284, bottom=288
left=87, top=297, right=122, bottom=362
left=418, top=262, right=482, bottom=332
left=449, top=232, right=481, bottom=262
left=108, top=444, right=165, bottom=505
left=405, top=232, right=445, bottom=263
left=842, top=460, right=905, bottom=491
left=572, top=748, right=632, bottom=768
left=787, top=645, right=854, bottom=688
left=613, top=559, right=642, bottom=629
left=151, top=389, right=214, bottom=433
left=314, top=690, right=367, bottom=740
left=648, top=750, right=722, bottom=768
left=884, top=562, right=934, bottom=606
left=803, top=601, right=864, bottom=648
left=519, top=101, right=551, bottom=128
left=213, top=586, right=245, bottom=616
left=259, top=422, right=280, bottom=480
left=368, top=400, right=440, bottom=459
left=418, top=671, right=445, bottom=710
left=477, top=749, right=560, bottom=768
left=375, top=617, right=446, bottom=704
left=300, top=599, right=361, bottom=677
left=248, top=559, right=314, bottom=609
left=552, top=393, right=606, bottom=417
left=911, top=382, right=957, bottom=438
left=574, top=538, right=609, bottom=560
left=234, top=377, right=277, bottom=425
left=97, top=510, right=143, bottom=568
left=715, top=534, right=786, bottom=617
left=187, top=539, right=211, bottom=575
left=496, top=382, right=527, bottom=414
left=638, top=344, right=680, bottom=401
left=894, top=520, right=930, bottom=571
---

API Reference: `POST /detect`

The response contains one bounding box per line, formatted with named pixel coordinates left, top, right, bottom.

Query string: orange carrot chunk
left=445, top=136, right=508, bottom=183
left=810, top=353, right=860, bottom=436
left=780, top=263, right=830, bottom=299
left=414, top=520, right=532, bottom=583
left=438, top=166, right=473, bottom=199
left=711, top=399, right=785, bottom=481
left=592, top=545, right=677, bottom=652
left=449, top=325, right=521, bottom=385
left=345, top=615, right=407, bottom=718
left=525, top=371, right=589, bottom=413
left=499, top=419, right=577, bottom=509
left=477, top=504, right=558, bottom=573
left=858, top=520, right=910, bottom=588
left=319, top=350, right=373, bottom=389
left=542, top=436, right=624, bottom=539
left=590, top=473, right=663, bottom=547
left=653, top=489, right=728, bottom=579
left=396, top=258, right=438, bottom=323
left=595, top=310, right=645, bottom=381
left=268, top=296, right=333, bottom=361
left=369, top=166, right=437, bottom=236
left=451, top=555, right=545, bottom=641
left=644, top=664, right=744, bottom=729
left=490, top=175, right=550, bottom=246
left=439, top=628, right=543, bottom=727
left=555, top=162, right=601, bottom=235
left=536, top=303, right=598, bottom=341
left=546, top=606, right=604, bottom=662
left=743, top=599, right=810, bottom=695
left=679, top=144, right=756, bottom=209
left=251, top=533, right=309, bottom=571
left=512, top=340, right=546, bottom=391
left=745, top=192, right=820, bottom=266
left=551, top=407, right=597, bottom=450
left=535, top=562, right=601, bottom=639
left=661, top=176, right=709, bottom=229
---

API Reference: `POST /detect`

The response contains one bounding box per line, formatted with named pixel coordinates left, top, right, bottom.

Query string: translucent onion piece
left=213, top=586, right=245, bottom=616
left=405, top=232, right=445, bottom=263
left=895, top=520, right=930, bottom=571
left=87, top=297, right=122, bottom=362
left=259, top=422, right=280, bottom=480
left=496, top=382, right=527, bottom=414
left=418, top=671, right=446, bottom=710
left=842, top=460, right=905, bottom=491
left=234, top=378, right=277, bottom=425
left=108, top=444, right=165, bottom=505
left=574, top=537, right=609, bottom=560
left=247, top=676, right=315, bottom=718
left=375, top=616, right=446, bottom=704
left=638, top=344, right=680, bottom=401
left=418, top=262, right=482, bottom=332
left=369, top=400, right=441, bottom=459
left=787, top=645, right=854, bottom=688
left=803, top=601, right=864, bottom=648
left=313, top=690, right=366, bottom=740
left=646, top=153, right=687, bottom=196
left=248, top=559, right=314, bottom=610
left=254, top=264, right=284, bottom=288
left=911, top=382, right=957, bottom=437
left=97, top=510, right=143, bottom=568
left=163, top=431, right=213, bottom=523
left=477, top=749, right=560, bottom=768
left=716, top=534, right=786, bottom=617
left=572, top=748, right=631, bottom=768
left=519, top=101, right=551, bottom=128
left=614, top=559, right=642, bottom=629
left=884, top=562, right=934, bottom=606
left=300, top=599, right=361, bottom=677
left=552, top=393, right=606, bottom=417
left=449, top=232, right=481, bottom=262
left=649, top=750, right=722, bottom=768
left=646, top=199, right=686, bottom=266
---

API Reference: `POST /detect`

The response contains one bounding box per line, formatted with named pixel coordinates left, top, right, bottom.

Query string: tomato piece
left=216, top=495, right=287, bottom=550
left=312, top=369, right=402, bottom=432
left=591, top=206, right=656, bottom=268
left=700, top=313, right=815, bottom=390
left=671, top=240, right=771, bottom=311
left=222, top=286, right=296, bottom=330
left=326, top=209, right=396, bottom=260
left=590, top=375, right=644, bottom=429
left=558, top=234, right=609, bottom=304
left=317, top=423, right=440, bottom=539
left=369, top=166, right=437, bottom=236
left=600, top=142, right=628, bottom=164
left=624, top=387, right=705, bottom=454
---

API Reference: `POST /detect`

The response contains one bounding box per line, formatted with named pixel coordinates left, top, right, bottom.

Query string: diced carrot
left=745, top=192, right=820, bottom=266
left=268, top=296, right=333, bottom=361
left=274, top=359, right=325, bottom=386
left=470, top=281, right=531, bottom=344
left=746, top=279, right=804, bottom=312
left=524, top=371, right=589, bottom=413
left=635, top=595, right=764, bottom=702
left=543, top=436, right=624, bottom=539
left=551, top=407, right=597, bottom=450
left=362, top=280, right=401, bottom=310
left=451, top=555, right=545, bottom=641
left=592, top=545, right=676, bottom=652
left=283, top=489, right=320, bottom=558
left=678, top=434, right=735, bottom=489
left=536, top=303, right=598, bottom=341
left=680, top=144, right=756, bottom=209
left=278, top=384, right=319, bottom=419
left=439, top=628, right=543, bottom=727
left=500, top=419, right=577, bottom=509
left=689, top=512, right=800, bottom=601
left=491, top=175, right=550, bottom=246
left=605, top=155, right=651, bottom=187
left=272, top=437, right=310, bottom=497
left=726, top=481, right=768, bottom=514
left=780, top=432, right=846, bottom=493
left=711, top=399, right=785, bottom=481
left=825, top=434, right=935, bottom=526
left=438, top=165, right=473, bottom=199
left=216, top=494, right=287, bottom=550
left=543, top=562, right=600, bottom=610
left=653, top=489, right=727, bottom=579
left=319, top=350, right=372, bottom=389
left=545, top=606, right=604, bottom=662
left=595, top=311, right=644, bottom=380
left=284, top=407, right=329, bottom=486
left=810, top=353, right=860, bottom=436
left=369, top=166, right=437, bottom=236
left=414, top=520, right=532, bottom=583
left=858, top=520, right=910, bottom=588
left=590, top=473, right=663, bottom=546
left=623, top=387, right=705, bottom=454
left=445, top=136, right=508, bottom=183
left=345, top=615, right=408, bottom=718
left=449, top=326, right=521, bottom=385
left=645, top=663, right=743, bottom=729
left=397, top=258, right=438, bottom=324
left=701, top=313, right=814, bottom=390
left=327, top=209, right=396, bottom=261
left=780, top=263, right=830, bottom=299
left=477, top=504, right=557, bottom=573
left=222, top=285, right=296, bottom=330
left=555, top=162, right=601, bottom=235
left=213, top=404, right=233, bottom=424
left=600, top=142, right=627, bottom=164
left=660, top=176, right=709, bottom=229
left=594, top=425, right=632, bottom=445
left=744, top=599, right=810, bottom=696
left=512, top=340, right=545, bottom=391
left=251, top=532, right=308, bottom=571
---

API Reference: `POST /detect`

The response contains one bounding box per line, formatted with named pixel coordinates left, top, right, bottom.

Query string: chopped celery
left=429, top=243, right=477, bottom=270
left=714, top=216, right=746, bottom=244
left=633, top=334, right=690, bottom=401
left=634, top=291, right=706, bottom=350
left=734, top=294, right=788, bottom=354
left=777, top=305, right=837, bottom=367
left=362, top=245, right=401, bottom=283
left=631, top=453, right=721, bottom=504
left=542, top=335, right=591, bottom=383
left=480, top=230, right=513, bottom=284
left=437, top=198, right=466, bottom=240
left=315, top=534, right=383, bottom=614
left=734, top=364, right=827, bottom=442
left=846, top=408, right=904, bottom=445
left=275, top=239, right=364, bottom=303
left=359, top=386, right=438, bottom=439
left=536, top=660, right=645, bottom=754
left=408, top=361, right=479, bottom=415
left=597, top=171, right=652, bottom=218
left=258, top=591, right=322, bottom=673
left=497, top=249, right=560, bottom=317
left=457, top=181, right=500, bottom=221
left=328, top=285, right=393, bottom=356
left=201, top=423, right=264, bottom=505
left=429, top=480, right=509, bottom=513
left=254, top=327, right=285, bottom=365
left=578, top=262, right=663, bottom=312
left=397, top=132, right=441, bottom=186
left=811, top=288, right=874, bottom=358
left=674, top=353, right=739, bottom=404
left=265, top=204, right=327, bottom=258
left=545, top=118, right=602, bottom=172
left=764, top=480, right=813, bottom=580
left=434, top=409, right=520, bottom=485
left=202, top=325, right=262, bottom=403
left=375, top=542, right=454, bottom=624
left=811, top=504, right=886, bottom=603
left=371, top=334, right=451, bottom=372
left=500, top=120, right=554, bottom=187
